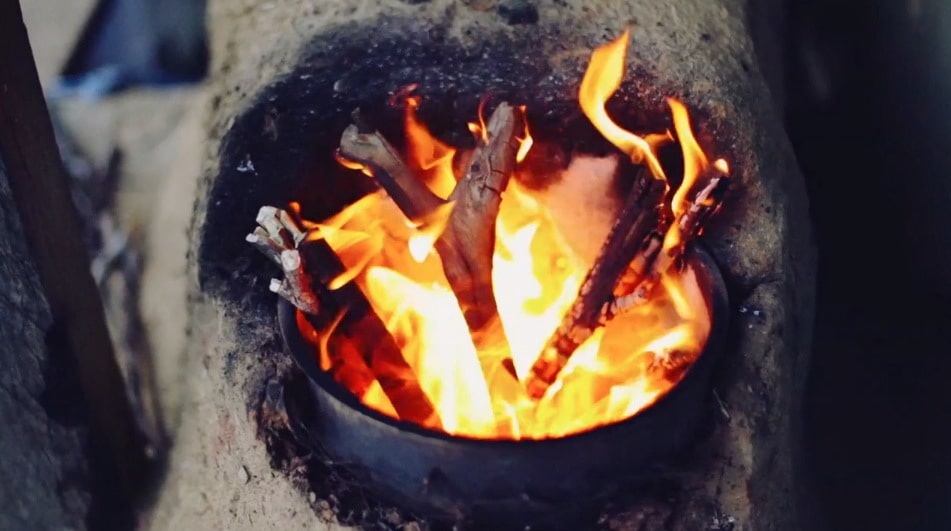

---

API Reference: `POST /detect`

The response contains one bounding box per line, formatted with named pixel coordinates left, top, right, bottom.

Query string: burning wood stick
left=612, top=231, right=664, bottom=296
left=525, top=161, right=730, bottom=399
left=605, top=168, right=728, bottom=316
left=524, top=169, right=667, bottom=399
left=438, top=102, right=523, bottom=343
left=338, top=102, right=526, bottom=388
left=247, top=206, right=320, bottom=315
left=338, top=119, right=443, bottom=221
left=247, top=206, right=441, bottom=427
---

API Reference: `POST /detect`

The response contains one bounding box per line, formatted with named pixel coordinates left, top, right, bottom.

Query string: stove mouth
left=277, top=244, right=728, bottom=525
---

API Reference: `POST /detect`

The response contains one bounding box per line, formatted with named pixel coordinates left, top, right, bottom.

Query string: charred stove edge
left=277, top=245, right=729, bottom=525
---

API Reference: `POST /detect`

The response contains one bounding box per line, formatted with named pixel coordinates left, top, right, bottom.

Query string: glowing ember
left=293, top=31, right=729, bottom=439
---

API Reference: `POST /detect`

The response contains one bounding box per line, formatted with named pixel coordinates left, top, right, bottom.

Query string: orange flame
left=406, top=201, right=455, bottom=263
left=334, top=151, right=374, bottom=178
left=516, top=106, right=534, bottom=163
left=578, top=29, right=667, bottom=181
left=404, top=96, right=458, bottom=199
left=297, top=32, right=726, bottom=440
left=468, top=96, right=490, bottom=143
left=662, top=98, right=730, bottom=253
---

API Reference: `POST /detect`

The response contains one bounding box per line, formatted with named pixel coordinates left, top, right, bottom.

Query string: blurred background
left=17, top=0, right=951, bottom=529
left=787, top=1, right=951, bottom=530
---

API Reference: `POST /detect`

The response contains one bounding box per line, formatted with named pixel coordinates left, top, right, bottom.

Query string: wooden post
left=0, top=0, right=151, bottom=511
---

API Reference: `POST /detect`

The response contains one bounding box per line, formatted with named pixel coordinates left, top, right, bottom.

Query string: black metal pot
left=278, top=246, right=729, bottom=528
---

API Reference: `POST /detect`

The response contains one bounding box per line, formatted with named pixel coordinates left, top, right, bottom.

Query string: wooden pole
left=0, top=0, right=151, bottom=510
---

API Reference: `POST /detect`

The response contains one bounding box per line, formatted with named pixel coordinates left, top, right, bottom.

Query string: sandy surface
left=20, top=0, right=95, bottom=89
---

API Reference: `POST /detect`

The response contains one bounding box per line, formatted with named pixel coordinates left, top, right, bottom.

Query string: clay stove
left=186, top=2, right=815, bottom=530
left=244, top=31, right=730, bottom=527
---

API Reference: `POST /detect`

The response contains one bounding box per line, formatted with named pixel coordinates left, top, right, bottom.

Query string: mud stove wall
left=150, top=1, right=815, bottom=530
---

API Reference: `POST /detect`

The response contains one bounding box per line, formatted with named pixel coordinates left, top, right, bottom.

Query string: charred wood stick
left=613, top=231, right=664, bottom=294
left=678, top=171, right=728, bottom=240
left=248, top=207, right=440, bottom=427
left=338, top=103, right=526, bottom=391
left=339, top=121, right=443, bottom=221
left=525, top=169, right=666, bottom=399
left=278, top=250, right=321, bottom=316
left=294, top=308, right=380, bottom=401
left=438, top=103, right=526, bottom=422
left=300, top=240, right=441, bottom=428
left=248, top=207, right=320, bottom=314
left=606, top=169, right=728, bottom=316
left=299, top=239, right=442, bottom=428
left=438, top=102, right=523, bottom=340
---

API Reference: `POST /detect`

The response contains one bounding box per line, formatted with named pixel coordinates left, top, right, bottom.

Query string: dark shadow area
left=789, top=1, right=951, bottom=529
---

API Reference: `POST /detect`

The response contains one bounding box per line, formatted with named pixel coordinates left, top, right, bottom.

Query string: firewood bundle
left=247, top=92, right=728, bottom=406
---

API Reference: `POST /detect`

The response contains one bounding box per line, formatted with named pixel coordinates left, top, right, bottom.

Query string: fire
left=404, top=96, right=457, bottom=199
left=295, top=31, right=727, bottom=439
left=662, top=98, right=729, bottom=253
left=579, top=29, right=667, bottom=182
